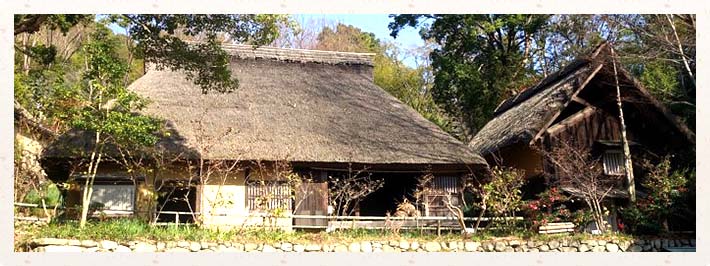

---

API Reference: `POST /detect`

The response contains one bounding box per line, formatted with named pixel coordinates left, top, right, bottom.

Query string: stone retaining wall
left=25, top=237, right=695, bottom=252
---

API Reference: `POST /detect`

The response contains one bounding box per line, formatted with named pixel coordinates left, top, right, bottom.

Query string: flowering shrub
left=525, top=187, right=571, bottom=227
left=619, top=156, right=692, bottom=234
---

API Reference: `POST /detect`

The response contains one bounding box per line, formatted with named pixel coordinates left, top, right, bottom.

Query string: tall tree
left=15, top=14, right=290, bottom=95
left=389, top=15, right=549, bottom=139
left=70, top=24, right=161, bottom=228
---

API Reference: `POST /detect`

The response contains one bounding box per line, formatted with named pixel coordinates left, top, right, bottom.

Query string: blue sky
left=108, top=14, right=425, bottom=67
left=295, top=14, right=424, bottom=66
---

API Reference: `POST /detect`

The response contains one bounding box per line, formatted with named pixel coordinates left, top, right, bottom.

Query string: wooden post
left=610, top=47, right=636, bottom=202
left=175, top=212, right=179, bottom=227
left=437, top=219, right=442, bottom=236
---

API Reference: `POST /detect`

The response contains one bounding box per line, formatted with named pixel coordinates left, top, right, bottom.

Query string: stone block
left=424, top=242, right=441, bottom=252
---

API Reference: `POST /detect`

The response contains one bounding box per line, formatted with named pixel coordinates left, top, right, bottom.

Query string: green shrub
left=23, top=182, right=62, bottom=206
left=618, top=156, right=693, bottom=235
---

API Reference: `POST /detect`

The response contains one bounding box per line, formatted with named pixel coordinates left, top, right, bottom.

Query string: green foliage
left=473, top=166, right=527, bottom=232
left=68, top=24, right=162, bottom=147
left=20, top=217, right=638, bottom=247
left=484, top=167, right=526, bottom=217
left=27, top=45, right=58, bottom=66
left=390, top=14, right=695, bottom=138
left=30, top=219, right=468, bottom=244
left=524, top=187, right=568, bottom=226
left=109, top=14, right=291, bottom=93
left=23, top=183, right=63, bottom=207
left=14, top=14, right=92, bottom=35
left=389, top=15, right=549, bottom=136
left=523, top=187, right=595, bottom=232
left=14, top=21, right=146, bottom=133
left=21, top=183, right=63, bottom=217
left=619, top=157, right=692, bottom=235
left=316, top=24, right=380, bottom=53
left=16, top=14, right=292, bottom=99
left=638, top=61, right=681, bottom=103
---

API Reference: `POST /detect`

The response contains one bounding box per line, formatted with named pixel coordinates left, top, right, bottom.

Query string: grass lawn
left=15, top=218, right=635, bottom=246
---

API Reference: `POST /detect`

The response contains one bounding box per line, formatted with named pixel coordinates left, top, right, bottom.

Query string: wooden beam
left=546, top=106, right=599, bottom=136
left=572, top=95, right=593, bottom=107
left=529, top=63, right=605, bottom=145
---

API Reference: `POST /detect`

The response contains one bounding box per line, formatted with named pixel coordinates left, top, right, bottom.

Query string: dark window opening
left=357, top=173, right=419, bottom=217
left=603, top=149, right=625, bottom=176
left=156, top=186, right=196, bottom=223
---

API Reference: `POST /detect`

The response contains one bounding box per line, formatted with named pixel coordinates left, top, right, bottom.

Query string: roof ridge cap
left=220, top=43, right=375, bottom=66
left=221, top=43, right=376, bottom=56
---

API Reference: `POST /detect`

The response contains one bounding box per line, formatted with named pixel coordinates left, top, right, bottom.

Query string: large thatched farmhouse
left=41, top=45, right=487, bottom=229
left=470, top=43, right=694, bottom=201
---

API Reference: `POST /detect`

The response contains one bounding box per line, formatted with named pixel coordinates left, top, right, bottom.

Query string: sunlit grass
left=18, top=218, right=635, bottom=245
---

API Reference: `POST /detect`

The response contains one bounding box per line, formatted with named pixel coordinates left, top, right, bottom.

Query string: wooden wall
left=546, top=107, right=630, bottom=149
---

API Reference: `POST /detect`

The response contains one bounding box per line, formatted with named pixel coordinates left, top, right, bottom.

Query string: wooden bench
left=538, top=222, right=576, bottom=234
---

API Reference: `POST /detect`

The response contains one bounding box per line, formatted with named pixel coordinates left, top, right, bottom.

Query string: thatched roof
left=470, top=43, right=695, bottom=155
left=45, top=44, right=485, bottom=167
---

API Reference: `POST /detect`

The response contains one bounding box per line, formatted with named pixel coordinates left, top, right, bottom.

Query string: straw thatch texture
left=45, top=45, right=484, bottom=166
left=469, top=64, right=594, bottom=155
left=470, top=42, right=694, bottom=155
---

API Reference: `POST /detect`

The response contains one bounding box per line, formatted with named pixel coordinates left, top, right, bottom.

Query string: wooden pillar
left=610, top=47, right=636, bottom=202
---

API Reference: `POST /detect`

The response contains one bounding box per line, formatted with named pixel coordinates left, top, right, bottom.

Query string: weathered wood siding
left=294, top=182, right=328, bottom=226
left=547, top=108, right=627, bottom=148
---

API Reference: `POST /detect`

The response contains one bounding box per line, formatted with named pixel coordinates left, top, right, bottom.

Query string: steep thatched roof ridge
left=221, top=44, right=375, bottom=66
left=470, top=44, right=611, bottom=155
left=470, top=42, right=695, bottom=155
left=468, top=45, right=609, bottom=155
left=44, top=45, right=485, bottom=168
left=469, top=65, right=595, bottom=155
left=493, top=43, right=608, bottom=116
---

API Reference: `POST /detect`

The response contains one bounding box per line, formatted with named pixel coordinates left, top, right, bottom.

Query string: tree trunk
left=665, top=14, right=695, bottom=86
left=611, top=47, right=636, bottom=202
left=79, top=131, right=102, bottom=228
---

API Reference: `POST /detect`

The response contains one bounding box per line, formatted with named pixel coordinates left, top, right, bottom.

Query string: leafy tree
left=15, top=22, right=144, bottom=133
left=15, top=14, right=290, bottom=95
left=615, top=15, right=696, bottom=131
left=68, top=24, right=162, bottom=228
left=470, top=166, right=526, bottom=232
left=15, top=14, right=92, bottom=36
left=389, top=15, right=549, bottom=139
left=390, top=14, right=696, bottom=139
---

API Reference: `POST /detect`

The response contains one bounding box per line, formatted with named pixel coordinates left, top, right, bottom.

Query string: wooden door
left=294, top=182, right=328, bottom=227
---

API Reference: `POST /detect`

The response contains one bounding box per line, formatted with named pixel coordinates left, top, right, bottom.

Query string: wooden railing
left=14, top=202, right=523, bottom=231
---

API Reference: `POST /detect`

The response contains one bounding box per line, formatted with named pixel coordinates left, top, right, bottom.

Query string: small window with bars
left=431, top=176, right=460, bottom=194
left=245, top=181, right=291, bottom=212
left=424, top=176, right=461, bottom=217
left=603, top=150, right=625, bottom=176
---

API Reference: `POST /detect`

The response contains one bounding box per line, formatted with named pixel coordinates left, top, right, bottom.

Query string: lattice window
left=603, top=150, right=625, bottom=176
left=431, top=176, right=460, bottom=194
left=424, top=176, right=461, bottom=217
left=246, top=181, right=291, bottom=212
